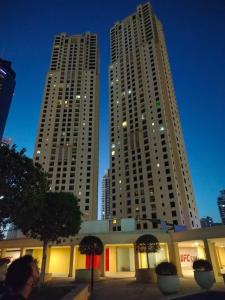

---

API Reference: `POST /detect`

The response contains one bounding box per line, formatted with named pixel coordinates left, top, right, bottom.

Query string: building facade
left=218, top=190, right=225, bottom=225
left=200, top=216, right=214, bottom=228
left=101, top=169, right=111, bottom=219
left=1, top=219, right=225, bottom=283
left=109, top=3, right=200, bottom=230
left=33, top=33, right=99, bottom=220
left=0, top=58, right=16, bottom=140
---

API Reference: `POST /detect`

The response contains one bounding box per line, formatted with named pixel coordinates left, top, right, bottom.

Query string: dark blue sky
left=1, top=0, right=225, bottom=221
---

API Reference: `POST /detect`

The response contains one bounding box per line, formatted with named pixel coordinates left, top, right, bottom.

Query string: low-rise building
left=0, top=219, right=224, bottom=282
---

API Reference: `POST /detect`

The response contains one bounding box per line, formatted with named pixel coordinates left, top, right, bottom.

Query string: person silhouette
left=0, top=255, right=39, bottom=300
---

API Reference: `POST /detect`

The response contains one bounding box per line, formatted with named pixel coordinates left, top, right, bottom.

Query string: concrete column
left=0, top=248, right=6, bottom=258
left=167, top=242, right=183, bottom=277
left=100, top=247, right=105, bottom=277
left=203, top=239, right=221, bottom=283
left=68, top=245, right=75, bottom=277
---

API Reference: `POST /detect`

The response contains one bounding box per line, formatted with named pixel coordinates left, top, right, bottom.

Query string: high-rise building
left=101, top=169, right=111, bottom=219
left=34, top=33, right=99, bottom=220
left=109, top=2, right=200, bottom=230
left=0, top=58, right=16, bottom=140
left=200, top=216, right=214, bottom=228
left=218, top=190, right=225, bottom=225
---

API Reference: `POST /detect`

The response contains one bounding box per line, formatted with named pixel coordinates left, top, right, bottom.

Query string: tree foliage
left=135, top=234, right=160, bottom=269
left=14, top=192, right=81, bottom=243
left=0, top=144, right=48, bottom=236
left=79, top=235, right=103, bottom=256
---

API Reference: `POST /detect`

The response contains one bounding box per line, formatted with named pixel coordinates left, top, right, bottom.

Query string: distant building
left=101, top=169, right=110, bottom=219
left=218, top=190, right=225, bottom=225
left=200, top=216, right=214, bottom=228
left=0, top=58, right=16, bottom=140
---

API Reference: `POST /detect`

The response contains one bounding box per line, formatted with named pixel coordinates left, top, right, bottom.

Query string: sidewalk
left=90, top=277, right=225, bottom=300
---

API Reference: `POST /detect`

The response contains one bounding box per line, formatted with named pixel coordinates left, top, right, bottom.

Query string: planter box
left=75, top=269, right=100, bottom=282
left=135, top=268, right=157, bottom=283
left=157, top=275, right=180, bottom=295
left=194, top=270, right=215, bottom=290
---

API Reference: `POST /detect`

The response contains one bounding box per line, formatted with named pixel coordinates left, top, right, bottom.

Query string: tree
left=0, top=144, right=48, bottom=236
left=135, top=234, right=160, bottom=269
left=79, top=235, right=103, bottom=292
left=12, top=192, right=82, bottom=283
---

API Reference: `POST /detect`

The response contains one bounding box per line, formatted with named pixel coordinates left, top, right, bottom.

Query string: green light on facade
left=156, top=101, right=160, bottom=107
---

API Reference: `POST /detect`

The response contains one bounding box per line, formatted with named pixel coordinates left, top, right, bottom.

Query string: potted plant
left=78, top=235, right=103, bottom=293
left=135, top=234, right=160, bottom=283
left=155, top=261, right=180, bottom=295
left=193, top=259, right=215, bottom=290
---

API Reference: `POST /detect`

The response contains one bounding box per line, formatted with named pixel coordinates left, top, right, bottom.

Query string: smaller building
left=0, top=58, right=16, bottom=140
left=1, top=219, right=225, bottom=283
left=200, top=216, right=214, bottom=228
left=218, top=190, right=225, bottom=225
left=101, top=169, right=110, bottom=219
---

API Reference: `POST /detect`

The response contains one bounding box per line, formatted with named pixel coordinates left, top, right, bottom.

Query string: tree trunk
left=40, top=240, right=48, bottom=284
left=91, top=252, right=94, bottom=293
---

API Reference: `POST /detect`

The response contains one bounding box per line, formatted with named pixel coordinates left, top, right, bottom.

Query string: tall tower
left=109, top=3, right=200, bottom=230
left=101, top=169, right=111, bottom=219
left=34, top=33, right=99, bottom=220
left=0, top=58, right=16, bottom=140
left=217, top=190, right=225, bottom=225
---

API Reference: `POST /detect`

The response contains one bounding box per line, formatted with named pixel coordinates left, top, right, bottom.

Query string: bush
left=193, top=259, right=212, bottom=271
left=155, top=262, right=177, bottom=276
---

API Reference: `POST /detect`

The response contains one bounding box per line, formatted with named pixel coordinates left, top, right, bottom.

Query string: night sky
left=1, top=0, right=225, bottom=221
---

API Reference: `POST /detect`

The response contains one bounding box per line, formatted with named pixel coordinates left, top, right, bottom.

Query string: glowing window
left=122, top=121, right=127, bottom=128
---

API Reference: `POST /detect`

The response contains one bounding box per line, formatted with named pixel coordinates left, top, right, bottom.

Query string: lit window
left=112, top=144, right=115, bottom=149
left=119, top=180, right=122, bottom=184
left=76, top=95, right=81, bottom=99
left=112, top=219, right=117, bottom=224
left=111, top=81, right=114, bottom=86
left=157, top=163, right=160, bottom=168
left=36, top=150, right=41, bottom=154
left=122, top=121, right=127, bottom=128
left=160, top=126, right=165, bottom=131
left=128, top=89, right=132, bottom=94
left=83, top=122, right=85, bottom=126
left=116, top=78, right=119, bottom=82
left=78, top=191, right=81, bottom=196
left=111, top=151, right=115, bottom=156
left=152, top=122, right=155, bottom=126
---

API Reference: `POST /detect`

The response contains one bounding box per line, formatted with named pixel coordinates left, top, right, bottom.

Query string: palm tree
left=79, top=235, right=103, bottom=292
left=135, top=234, right=160, bottom=269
